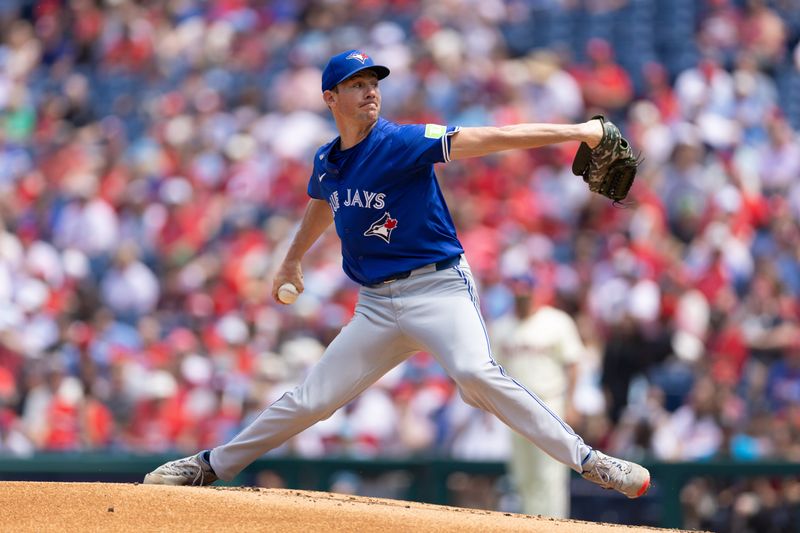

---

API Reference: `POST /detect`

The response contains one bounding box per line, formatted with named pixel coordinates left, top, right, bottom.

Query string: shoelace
left=591, top=456, right=631, bottom=486
left=169, top=458, right=207, bottom=486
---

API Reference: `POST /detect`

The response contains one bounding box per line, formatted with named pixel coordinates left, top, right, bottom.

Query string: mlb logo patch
left=346, top=51, right=369, bottom=64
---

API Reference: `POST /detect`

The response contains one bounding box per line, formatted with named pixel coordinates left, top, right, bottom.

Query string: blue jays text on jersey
left=327, top=188, right=386, bottom=214
left=307, top=118, right=464, bottom=286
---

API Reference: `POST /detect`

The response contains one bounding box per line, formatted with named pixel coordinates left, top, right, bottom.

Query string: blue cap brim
left=326, top=65, right=390, bottom=91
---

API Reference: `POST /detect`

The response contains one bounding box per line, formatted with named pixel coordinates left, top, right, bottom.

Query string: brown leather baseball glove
left=571, top=115, right=639, bottom=203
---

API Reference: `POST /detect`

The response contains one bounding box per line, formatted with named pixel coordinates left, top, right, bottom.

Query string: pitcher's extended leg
left=400, top=264, right=649, bottom=498
left=400, top=265, right=592, bottom=471
left=210, top=297, right=418, bottom=480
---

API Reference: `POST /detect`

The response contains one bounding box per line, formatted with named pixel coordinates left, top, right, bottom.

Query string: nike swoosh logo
left=318, top=172, right=326, bottom=182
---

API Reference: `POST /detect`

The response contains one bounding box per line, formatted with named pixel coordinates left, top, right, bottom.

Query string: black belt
left=369, top=255, right=461, bottom=286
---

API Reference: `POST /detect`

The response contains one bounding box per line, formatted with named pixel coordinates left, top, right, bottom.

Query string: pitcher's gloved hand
left=572, top=115, right=640, bottom=203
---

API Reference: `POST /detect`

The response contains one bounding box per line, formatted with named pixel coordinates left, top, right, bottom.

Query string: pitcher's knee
left=450, top=361, right=495, bottom=387
left=283, top=387, right=336, bottom=422
left=451, top=368, right=492, bottom=406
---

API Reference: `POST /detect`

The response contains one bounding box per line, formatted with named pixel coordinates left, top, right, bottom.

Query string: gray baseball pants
left=210, top=256, right=592, bottom=480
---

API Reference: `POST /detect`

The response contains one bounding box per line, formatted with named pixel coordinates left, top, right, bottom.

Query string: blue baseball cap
left=321, top=49, right=390, bottom=92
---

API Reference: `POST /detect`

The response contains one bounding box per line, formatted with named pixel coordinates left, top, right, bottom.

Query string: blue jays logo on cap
left=321, top=49, right=391, bottom=92
left=346, top=51, right=369, bottom=64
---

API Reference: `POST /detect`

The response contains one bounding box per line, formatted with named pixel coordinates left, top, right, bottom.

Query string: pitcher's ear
left=323, top=90, right=336, bottom=108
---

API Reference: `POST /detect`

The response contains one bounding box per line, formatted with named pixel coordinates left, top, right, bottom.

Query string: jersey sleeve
left=307, top=163, right=324, bottom=199
left=395, top=123, right=461, bottom=167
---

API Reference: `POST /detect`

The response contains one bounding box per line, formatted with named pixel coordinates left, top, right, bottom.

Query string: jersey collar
left=319, top=118, right=386, bottom=177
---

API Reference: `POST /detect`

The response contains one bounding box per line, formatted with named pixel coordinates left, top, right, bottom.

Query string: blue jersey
left=307, top=118, right=464, bottom=286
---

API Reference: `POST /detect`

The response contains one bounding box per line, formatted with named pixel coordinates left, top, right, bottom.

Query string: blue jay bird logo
left=346, top=51, right=369, bottom=64
left=364, top=212, right=398, bottom=243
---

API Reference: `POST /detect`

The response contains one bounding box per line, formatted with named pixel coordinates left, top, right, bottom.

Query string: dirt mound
left=0, top=481, right=688, bottom=532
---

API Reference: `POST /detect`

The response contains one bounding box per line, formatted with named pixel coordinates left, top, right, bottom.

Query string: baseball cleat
left=143, top=450, right=218, bottom=486
left=581, top=451, right=650, bottom=498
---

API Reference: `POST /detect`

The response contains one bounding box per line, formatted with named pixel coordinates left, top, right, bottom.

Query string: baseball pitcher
left=144, top=49, right=649, bottom=501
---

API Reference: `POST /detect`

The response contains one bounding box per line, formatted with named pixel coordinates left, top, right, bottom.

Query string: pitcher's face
left=325, top=70, right=381, bottom=123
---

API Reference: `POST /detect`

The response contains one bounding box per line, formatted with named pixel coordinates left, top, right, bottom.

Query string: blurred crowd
left=0, top=0, right=800, bottom=529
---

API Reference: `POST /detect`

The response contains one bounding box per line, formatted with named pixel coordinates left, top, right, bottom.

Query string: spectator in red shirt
left=571, top=38, right=634, bottom=119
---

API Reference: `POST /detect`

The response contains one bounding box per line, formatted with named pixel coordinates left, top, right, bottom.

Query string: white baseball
left=277, top=283, right=299, bottom=304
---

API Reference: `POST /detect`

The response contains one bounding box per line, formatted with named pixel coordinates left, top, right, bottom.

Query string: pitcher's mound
left=0, top=481, right=685, bottom=532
